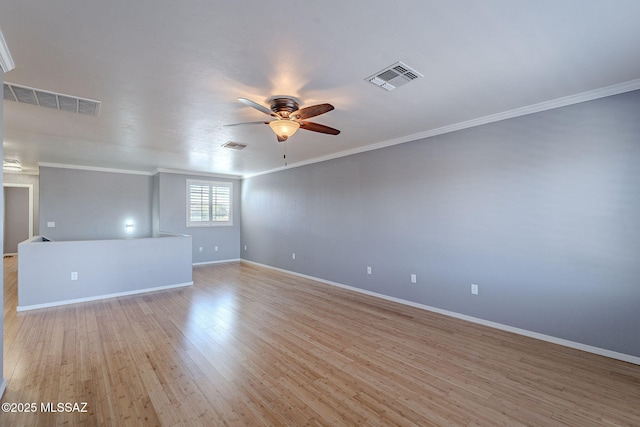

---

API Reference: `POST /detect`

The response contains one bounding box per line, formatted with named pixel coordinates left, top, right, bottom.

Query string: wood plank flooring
left=1, top=255, right=639, bottom=426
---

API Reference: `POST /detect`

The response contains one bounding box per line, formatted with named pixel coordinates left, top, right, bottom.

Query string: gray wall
left=158, top=172, right=241, bottom=263
left=241, top=90, right=640, bottom=358
left=151, top=173, right=160, bottom=235
left=18, top=234, right=192, bottom=308
left=39, top=166, right=153, bottom=240
left=36, top=167, right=240, bottom=262
left=3, top=186, right=29, bottom=253
left=4, top=172, right=39, bottom=235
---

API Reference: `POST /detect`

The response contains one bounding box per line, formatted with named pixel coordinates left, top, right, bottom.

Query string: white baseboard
left=241, top=260, right=640, bottom=366
left=193, top=258, right=240, bottom=266
left=16, top=281, right=194, bottom=312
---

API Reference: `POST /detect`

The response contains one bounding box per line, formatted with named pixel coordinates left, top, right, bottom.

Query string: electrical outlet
left=71, top=272, right=78, bottom=281
left=471, top=284, right=479, bottom=295
left=47, top=221, right=56, bottom=228
left=214, top=246, right=219, bottom=251
left=244, top=245, right=247, bottom=250
left=367, top=266, right=372, bottom=275
left=411, top=274, right=417, bottom=283
left=198, top=247, right=203, bottom=252
left=292, top=253, right=296, bottom=260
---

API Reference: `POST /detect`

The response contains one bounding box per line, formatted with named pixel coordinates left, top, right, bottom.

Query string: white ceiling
left=2, top=1, right=640, bottom=177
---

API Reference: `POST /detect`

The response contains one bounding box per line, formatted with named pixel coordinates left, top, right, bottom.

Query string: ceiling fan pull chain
left=284, top=142, right=288, bottom=166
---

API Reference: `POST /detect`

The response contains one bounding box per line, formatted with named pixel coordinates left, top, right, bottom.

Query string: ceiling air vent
left=3, top=82, right=101, bottom=116
left=222, top=142, right=247, bottom=150
left=365, top=61, right=424, bottom=91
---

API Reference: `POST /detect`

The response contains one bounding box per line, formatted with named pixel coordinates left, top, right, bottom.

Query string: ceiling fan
left=225, top=96, right=340, bottom=142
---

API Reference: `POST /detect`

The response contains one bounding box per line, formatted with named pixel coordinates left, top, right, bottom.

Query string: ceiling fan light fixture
left=269, top=119, right=300, bottom=140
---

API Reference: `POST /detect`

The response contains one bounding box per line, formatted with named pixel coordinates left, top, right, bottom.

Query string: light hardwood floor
left=1, top=256, right=639, bottom=426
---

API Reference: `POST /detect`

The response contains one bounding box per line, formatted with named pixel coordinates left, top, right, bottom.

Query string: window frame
left=186, top=179, right=233, bottom=227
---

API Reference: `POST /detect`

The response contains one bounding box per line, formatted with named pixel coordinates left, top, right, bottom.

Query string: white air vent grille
left=222, top=142, right=247, bottom=150
left=365, top=61, right=424, bottom=91
left=3, top=82, right=101, bottom=116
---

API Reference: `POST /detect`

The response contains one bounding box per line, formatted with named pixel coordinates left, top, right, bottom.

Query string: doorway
left=3, top=184, right=33, bottom=254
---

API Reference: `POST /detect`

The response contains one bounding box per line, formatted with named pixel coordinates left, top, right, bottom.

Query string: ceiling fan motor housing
left=270, top=97, right=299, bottom=118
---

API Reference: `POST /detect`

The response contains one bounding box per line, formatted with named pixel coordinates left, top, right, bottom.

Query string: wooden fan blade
left=224, top=121, right=270, bottom=127
left=238, top=98, right=275, bottom=116
left=298, top=121, right=340, bottom=135
left=291, top=103, right=334, bottom=120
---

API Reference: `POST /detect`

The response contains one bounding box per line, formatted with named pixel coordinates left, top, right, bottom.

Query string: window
left=186, top=179, right=233, bottom=227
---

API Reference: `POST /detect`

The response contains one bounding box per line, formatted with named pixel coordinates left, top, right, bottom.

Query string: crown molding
left=0, top=29, right=15, bottom=72
left=34, top=164, right=242, bottom=179
left=3, top=170, right=39, bottom=176
left=243, top=78, right=640, bottom=179
left=38, top=162, right=154, bottom=176
left=155, top=168, right=242, bottom=180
